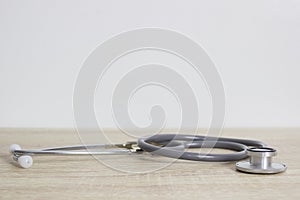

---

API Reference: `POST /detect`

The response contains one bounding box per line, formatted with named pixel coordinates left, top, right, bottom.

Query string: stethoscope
left=10, top=133, right=287, bottom=174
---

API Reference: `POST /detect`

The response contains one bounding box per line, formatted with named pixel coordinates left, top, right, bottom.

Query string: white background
left=0, top=0, right=299, bottom=128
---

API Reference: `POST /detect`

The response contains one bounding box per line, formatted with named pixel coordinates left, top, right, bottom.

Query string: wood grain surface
left=0, top=128, right=299, bottom=200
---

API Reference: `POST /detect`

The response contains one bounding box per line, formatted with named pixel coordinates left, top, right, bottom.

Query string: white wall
left=0, top=0, right=299, bottom=128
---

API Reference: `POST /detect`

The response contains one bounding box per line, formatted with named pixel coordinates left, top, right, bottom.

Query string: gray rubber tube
left=137, top=134, right=266, bottom=162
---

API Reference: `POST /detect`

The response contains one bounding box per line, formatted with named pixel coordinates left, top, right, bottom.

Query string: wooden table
left=0, top=128, right=299, bottom=200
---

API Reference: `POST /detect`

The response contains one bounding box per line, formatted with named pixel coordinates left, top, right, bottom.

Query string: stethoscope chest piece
left=236, top=147, right=286, bottom=174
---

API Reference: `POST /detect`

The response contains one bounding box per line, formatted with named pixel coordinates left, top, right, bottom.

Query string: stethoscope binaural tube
left=137, top=134, right=266, bottom=162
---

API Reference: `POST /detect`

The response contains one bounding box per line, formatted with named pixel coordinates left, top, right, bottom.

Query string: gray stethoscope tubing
left=137, top=134, right=266, bottom=162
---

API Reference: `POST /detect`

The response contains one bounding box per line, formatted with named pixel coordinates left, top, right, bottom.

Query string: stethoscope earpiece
left=10, top=144, right=33, bottom=169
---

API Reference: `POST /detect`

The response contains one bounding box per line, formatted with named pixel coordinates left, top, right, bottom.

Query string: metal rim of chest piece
left=236, top=147, right=287, bottom=174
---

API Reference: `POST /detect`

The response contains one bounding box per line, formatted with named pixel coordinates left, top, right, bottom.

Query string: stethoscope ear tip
left=9, top=144, right=21, bottom=154
left=17, top=155, right=33, bottom=169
